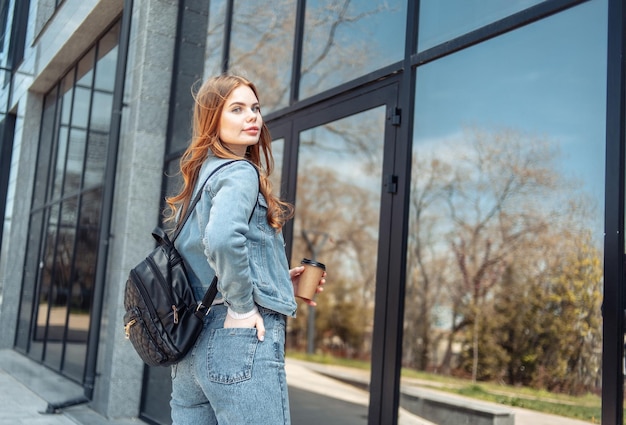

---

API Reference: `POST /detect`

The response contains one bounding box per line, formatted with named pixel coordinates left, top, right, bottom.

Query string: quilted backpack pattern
left=123, top=228, right=204, bottom=367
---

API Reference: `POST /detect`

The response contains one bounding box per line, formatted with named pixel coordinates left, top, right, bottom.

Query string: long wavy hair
left=164, top=74, right=293, bottom=230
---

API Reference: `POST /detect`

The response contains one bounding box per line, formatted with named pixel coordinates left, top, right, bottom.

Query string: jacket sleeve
left=203, top=161, right=259, bottom=314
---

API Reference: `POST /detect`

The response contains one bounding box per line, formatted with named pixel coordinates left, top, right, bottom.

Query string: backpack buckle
left=196, top=303, right=210, bottom=316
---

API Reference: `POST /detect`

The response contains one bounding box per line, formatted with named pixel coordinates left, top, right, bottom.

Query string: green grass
left=287, top=352, right=602, bottom=424
left=453, top=384, right=600, bottom=423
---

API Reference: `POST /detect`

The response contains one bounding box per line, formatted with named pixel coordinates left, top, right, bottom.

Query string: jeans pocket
left=207, top=327, right=258, bottom=384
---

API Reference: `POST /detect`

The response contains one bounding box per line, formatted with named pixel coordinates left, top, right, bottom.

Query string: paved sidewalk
left=0, top=366, right=76, bottom=425
left=0, top=349, right=139, bottom=425
left=0, top=349, right=598, bottom=425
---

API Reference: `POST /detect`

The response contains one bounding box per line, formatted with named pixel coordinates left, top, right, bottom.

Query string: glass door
left=269, top=81, right=400, bottom=424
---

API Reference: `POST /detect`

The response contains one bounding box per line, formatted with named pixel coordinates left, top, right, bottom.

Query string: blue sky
left=413, top=0, right=608, bottom=237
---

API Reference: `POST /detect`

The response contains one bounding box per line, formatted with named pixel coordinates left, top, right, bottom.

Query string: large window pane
left=204, top=0, right=226, bottom=78
left=34, top=204, right=60, bottom=361
left=15, top=211, right=45, bottom=351
left=90, top=91, right=113, bottom=132
left=418, top=0, right=546, bottom=51
left=53, top=126, right=69, bottom=200
left=269, top=138, right=285, bottom=196
left=94, top=45, right=117, bottom=92
left=169, top=0, right=212, bottom=155
left=60, top=74, right=74, bottom=126
left=20, top=20, right=120, bottom=382
left=300, top=0, right=406, bottom=98
left=64, top=129, right=87, bottom=196
left=229, top=0, right=297, bottom=112
left=32, top=91, right=58, bottom=209
left=76, top=48, right=95, bottom=88
left=94, top=24, right=120, bottom=92
left=53, top=75, right=75, bottom=200
left=44, top=198, right=78, bottom=371
left=288, top=106, right=386, bottom=423
left=72, top=86, right=91, bottom=128
left=84, top=131, right=108, bottom=189
left=63, top=188, right=101, bottom=381
left=402, top=1, right=606, bottom=423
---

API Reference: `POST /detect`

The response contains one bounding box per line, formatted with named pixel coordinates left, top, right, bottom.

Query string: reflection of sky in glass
left=414, top=0, right=607, bottom=236
left=205, top=0, right=225, bottom=78
left=94, top=47, right=117, bottom=92
left=269, top=138, right=285, bottom=195
left=300, top=0, right=406, bottom=97
left=418, top=0, right=545, bottom=51
left=298, top=107, right=385, bottom=189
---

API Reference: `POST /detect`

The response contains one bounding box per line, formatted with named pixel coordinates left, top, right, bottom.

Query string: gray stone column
left=90, top=0, right=179, bottom=419
left=0, top=93, right=42, bottom=349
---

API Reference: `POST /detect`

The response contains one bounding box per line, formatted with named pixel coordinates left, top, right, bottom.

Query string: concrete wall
left=0, top=93, right=41, bottom=349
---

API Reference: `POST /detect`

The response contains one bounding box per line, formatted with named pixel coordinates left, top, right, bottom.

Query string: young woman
left=165, top=74, right=324, bottom=424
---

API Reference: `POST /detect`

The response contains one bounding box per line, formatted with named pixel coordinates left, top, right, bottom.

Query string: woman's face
left=219, top=85, right=263, bottom=156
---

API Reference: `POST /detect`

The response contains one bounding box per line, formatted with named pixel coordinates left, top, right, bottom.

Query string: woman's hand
left=290, top=266, right=326, bottom=306
left=224, top=306, right=266, bottom=341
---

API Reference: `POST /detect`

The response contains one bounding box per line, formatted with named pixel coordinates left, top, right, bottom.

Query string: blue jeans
left=170, top=304, right=291, bottom=425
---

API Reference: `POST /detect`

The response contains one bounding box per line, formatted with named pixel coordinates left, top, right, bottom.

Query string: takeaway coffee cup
left=296, top=258, right=326, bottom=301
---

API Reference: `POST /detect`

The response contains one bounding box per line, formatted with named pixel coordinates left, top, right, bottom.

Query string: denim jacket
left=175, top=156, right=297, bottom=318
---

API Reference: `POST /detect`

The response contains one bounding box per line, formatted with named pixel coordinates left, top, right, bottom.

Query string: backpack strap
left=171, top=160, right=238, bottom=242
left=196, top=276, right=220, bottom=317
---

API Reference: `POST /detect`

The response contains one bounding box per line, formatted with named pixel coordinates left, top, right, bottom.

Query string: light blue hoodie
left=175, top=156, right=297, bottom=318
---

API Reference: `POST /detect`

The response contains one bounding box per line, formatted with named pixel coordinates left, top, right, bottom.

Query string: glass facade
left=135, top=0, right=614, bottom=423
left=405, top=1, right=607, bottom=420
left=15, top=21, right=120, bottom=383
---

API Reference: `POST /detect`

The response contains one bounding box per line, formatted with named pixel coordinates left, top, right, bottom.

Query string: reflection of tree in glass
left=204, top=0, right=226, bottom=78
left=228, top=1, right=296, bottom=110
left=403, top=155, right=454, bottom=372
left=220, top=0, right=396, bottom=110
left=403, top=127, right=602, bottom=394
left=71, top=193, right=101, bottom=314
left=301, top=0, right=400, bottom=96
left=299, top=107, right=384, bottom=177
left=34, top=191, right=102, bottom=343
left=482, top=227, right=602, bottom=394
left=289, top=165, right=378, bottom=359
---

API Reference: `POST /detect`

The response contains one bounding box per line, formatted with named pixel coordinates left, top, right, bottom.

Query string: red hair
left=165, top=74, right=293, bottom=229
